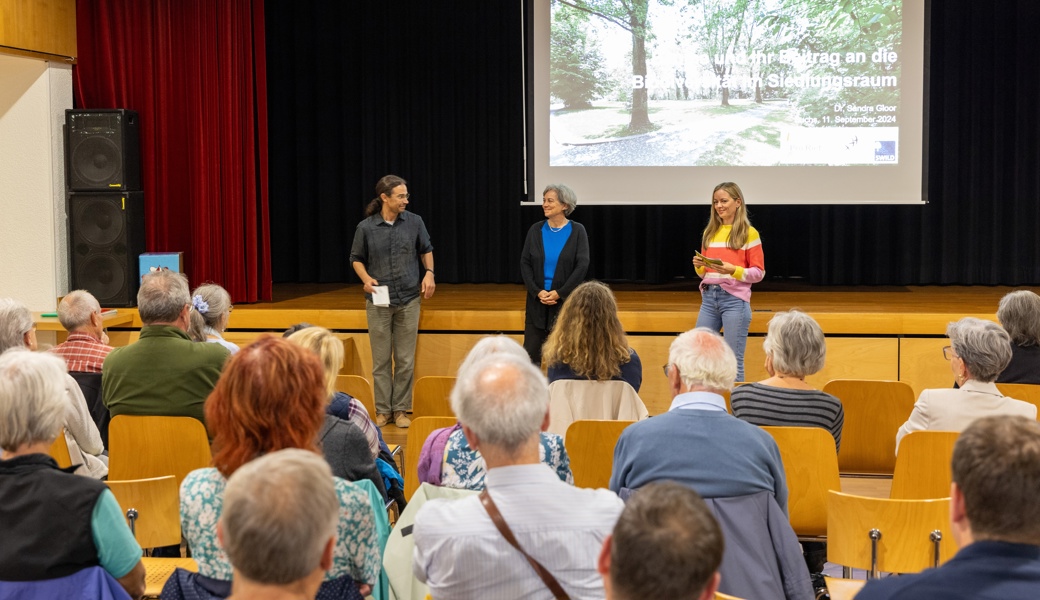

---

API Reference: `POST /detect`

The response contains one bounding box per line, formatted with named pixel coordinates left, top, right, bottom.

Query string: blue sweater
left=609, top=408, right=788, bottom=514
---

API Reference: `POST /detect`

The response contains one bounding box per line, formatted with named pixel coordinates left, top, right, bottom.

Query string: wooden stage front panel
left=101, top=283, right=1031, bottom=415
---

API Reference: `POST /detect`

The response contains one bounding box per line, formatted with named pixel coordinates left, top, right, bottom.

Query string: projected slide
left=550, top=0, right=904, bottom=168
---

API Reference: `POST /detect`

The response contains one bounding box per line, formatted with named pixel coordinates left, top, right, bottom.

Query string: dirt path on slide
left=550, top=102, right=787, bottom=167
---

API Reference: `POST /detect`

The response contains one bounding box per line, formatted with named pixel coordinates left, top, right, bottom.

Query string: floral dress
left=440, top=429, right=573, bottom=490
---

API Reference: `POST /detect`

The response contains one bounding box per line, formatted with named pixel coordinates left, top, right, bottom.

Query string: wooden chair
left=995, top=383, right=1040, bottom=417
left=822, top=380, right=916, bottom=475
left=108, top=415, right=212, bottom=490
left=547, top=380, right=648, bottom=436
left=403, top=416, right=457, bottom=500
left=762, top=426, right=841, bottom=539
left=48, top=429, right=73, bottom=468
left=335, top=374, right=376, bottom=418
left=890, top=431, right=960, bottom=499
left=412, top=376, right=456, bottom=418
left=106, top=476, right=198, bottom=597
left=827, top=491, right=955, bottom=579
left=565, top=420, right=634, bottom=489
left=824, top=576, right=865, bottom=600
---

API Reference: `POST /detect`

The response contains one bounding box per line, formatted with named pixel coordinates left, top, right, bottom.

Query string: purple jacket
left=416, top=424, right=462, bottom=486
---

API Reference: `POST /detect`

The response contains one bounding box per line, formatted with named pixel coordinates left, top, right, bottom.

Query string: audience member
left=598, top=482, right=723, bottom=600
left=995, top=290, right=1040, bottom=384
left=417, top=336, right=573, bottom=489
left=731, top=310, right=844, bottom=450
left=896, top=318, right=1036, bottom=452
left=103, top=271, right=229, bottom=426
left=857, top=415, right=1040, bottom=599
left=0, top=351, right=144, bottom=598
left=543, top=280, right=643, bottom=391
left=413, top=353, right=623, bottom=599
left=0, top=298, right=107, bottom=478
left=187, top=283, right=239, bottom=354
left=180, top=337, right=385, bottom=598
left=288, top=326, right=381, bottom=458
left=219, top=449, right=340, bottom=600
left=51, top=290, right=113, bottom=373
left=610, top=327, right=787, bottom=510
left=282, top=322, right=315, bottom=337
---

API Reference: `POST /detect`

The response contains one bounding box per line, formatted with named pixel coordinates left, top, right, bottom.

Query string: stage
left=99, top=282, right=1029, bottom=416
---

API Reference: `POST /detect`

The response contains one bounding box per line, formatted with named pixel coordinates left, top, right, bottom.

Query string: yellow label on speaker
left=109, top=183, right=121, bottom=187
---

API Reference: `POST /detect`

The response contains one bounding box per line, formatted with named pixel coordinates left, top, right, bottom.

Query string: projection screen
left=529, top=0, right=927, bottom=205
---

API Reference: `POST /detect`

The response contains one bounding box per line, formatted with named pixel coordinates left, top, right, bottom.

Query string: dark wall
left=266, top=0, right=1040, bottom=286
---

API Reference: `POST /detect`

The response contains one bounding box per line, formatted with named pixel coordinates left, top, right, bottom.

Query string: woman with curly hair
left=179, top=337, right=387, bottom=599
left=542, top=280, right=642, bottom=392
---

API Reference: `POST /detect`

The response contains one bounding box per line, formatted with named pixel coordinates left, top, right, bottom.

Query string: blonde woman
left=692, top=182, right=765, bottom=382
left=543, top=281, right=642, bottom=391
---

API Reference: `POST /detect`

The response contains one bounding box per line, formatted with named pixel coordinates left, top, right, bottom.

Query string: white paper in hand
left=371, top=285, right=390, bottom=307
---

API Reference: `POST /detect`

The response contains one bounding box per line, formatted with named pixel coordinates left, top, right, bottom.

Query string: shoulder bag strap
left=479, top=489, right=571, bottom=600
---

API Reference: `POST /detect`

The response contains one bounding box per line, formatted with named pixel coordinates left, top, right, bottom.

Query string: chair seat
left=143, top=557, right=197, bottom=598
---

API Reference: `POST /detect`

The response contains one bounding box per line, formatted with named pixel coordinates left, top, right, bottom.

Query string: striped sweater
left=695, top=225, right=765, bottom=302
left=730, top=382, right=845, bottom=452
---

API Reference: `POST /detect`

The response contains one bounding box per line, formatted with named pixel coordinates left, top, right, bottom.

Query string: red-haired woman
left=178, top=337, right=387, bottom=599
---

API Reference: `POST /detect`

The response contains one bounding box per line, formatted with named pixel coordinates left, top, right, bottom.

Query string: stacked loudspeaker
left=65, top=109, right=145, bottom=307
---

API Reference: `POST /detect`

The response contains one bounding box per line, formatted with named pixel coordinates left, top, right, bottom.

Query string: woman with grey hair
left=520, top=183, right=590, bottom=365
left=995, top=290, right=1040, bottom=384
left=896, top=317, right=1037, bottom=452
left=731, top=310, right=844, bottom=451
left=0, top=350, right=144, bottom=597
left=187, top=283, right=239, bottom=354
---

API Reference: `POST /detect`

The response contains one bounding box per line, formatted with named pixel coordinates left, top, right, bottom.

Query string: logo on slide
left=874, top=141, right=896, bottom=162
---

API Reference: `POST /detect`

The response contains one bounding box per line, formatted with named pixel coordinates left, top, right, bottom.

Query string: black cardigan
left=519, top=220, right=590, bottom=329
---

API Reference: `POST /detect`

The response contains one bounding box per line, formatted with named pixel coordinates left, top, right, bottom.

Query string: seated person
left=995, top=290, right=1040, bottom=384
left=0, top=351, right=144, bottom=598
left=288, top=326, right=381, bottom=458
left=598, top=482, right=723, bottom=600
left=51, top=290, right=114, bottom=373
left=103, top=271, right=229, bottom=426
left=731, top=309, right=844, bottom=450
left=418, top=336, right=572, bottom=490
left=543, top=281, right=642, bottom=392
left=610, top=327, right=787, bottom=511
left=413, top=353, right=624, bottom=599
left=219, top=449, right=340, bottom=600
left=857, top=415, right=1040, bottom=600
left=1, top=298, right=107, bottom=478
left=187, top=283, right=239, bottom=355
left=896, top=317, right=1036, bottom=453
left=180, top=337, right=386, bottom=597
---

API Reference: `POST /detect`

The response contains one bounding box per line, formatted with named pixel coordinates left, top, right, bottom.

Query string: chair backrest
left=404, top=416, right=458, bottom=500
left=48, top=430, right=73, bottom=468
left=827, top=491, right=956, bottom=575
left=412, top=376, right=456, bottom=418
left=69, top=371, right=109, bottom=447
left=995, top=383, right=1040, bottom=417
left=565, top=420, right=634, bottom=489
left=822, top=380, right=916, bottom=475
left=762, top=426, right=841, bottom=538
left=890, top=431, right=960, bottom=499
left=547, top=379, right=648, bottom=436
left=108, top=415, right=212, bottom=489
left=336, top=374, right=376, bottom=417
left=106, top=475, right=181, bottom=548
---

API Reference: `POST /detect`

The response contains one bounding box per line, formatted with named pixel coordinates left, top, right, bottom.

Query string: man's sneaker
left=375, top=413, right=390, bottom=427
left=394, top=411, right=412, bottom=428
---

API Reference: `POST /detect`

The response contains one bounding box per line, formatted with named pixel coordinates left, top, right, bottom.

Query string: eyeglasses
left=942, top=346, right=958, bottom=360
left=394, top=193, right=410, bottom=200
left=662, top=364, right=671, bottom=377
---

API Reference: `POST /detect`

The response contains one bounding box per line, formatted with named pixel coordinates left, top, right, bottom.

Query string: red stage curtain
left=73, top=0, right=271, bottom=302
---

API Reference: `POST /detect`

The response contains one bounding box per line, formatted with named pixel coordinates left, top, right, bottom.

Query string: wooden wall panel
left=0, top=0, right=76, bottom=60
left=899, top=338, right=953, bottom=398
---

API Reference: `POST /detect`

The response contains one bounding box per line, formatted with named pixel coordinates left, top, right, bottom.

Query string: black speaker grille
left=68, top=191, right=145, bottom=308
left=75, top=254, right=127, bottom=303
left=71, top=136, right=122, bottom=186
left=72, top=194, right=126, bottom=246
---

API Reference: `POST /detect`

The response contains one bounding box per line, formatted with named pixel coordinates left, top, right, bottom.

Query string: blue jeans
left=696, top=284, right=752, bottom=382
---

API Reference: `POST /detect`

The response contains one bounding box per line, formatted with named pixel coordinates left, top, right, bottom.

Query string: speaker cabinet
left=69, top=192, right=146, bottom=307
left=65, top=109, right=141, bottom=191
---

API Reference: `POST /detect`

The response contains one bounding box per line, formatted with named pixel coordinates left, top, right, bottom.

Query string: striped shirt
left=730, top=382, right=844, bottom=452
left=696, top=225, right=765, bottom=302
left=51, top=332, right=113, bottom=373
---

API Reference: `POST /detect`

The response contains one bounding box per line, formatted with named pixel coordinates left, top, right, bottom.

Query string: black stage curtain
left=267, top=0, right=1040, bottom=287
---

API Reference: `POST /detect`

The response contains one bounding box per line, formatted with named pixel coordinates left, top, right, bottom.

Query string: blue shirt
left=541, top=221, right=572, bottom=290
left=349, top=211, right=434, bottom=306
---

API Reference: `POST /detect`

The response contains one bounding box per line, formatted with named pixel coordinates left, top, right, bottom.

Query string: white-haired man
left=217, top=449, right=339, bottom=600
left=50, top=290, right=113, bottom=374
left=610, top=327, right=787, bottom=508
left=413, top=353, right=624, bottom=599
